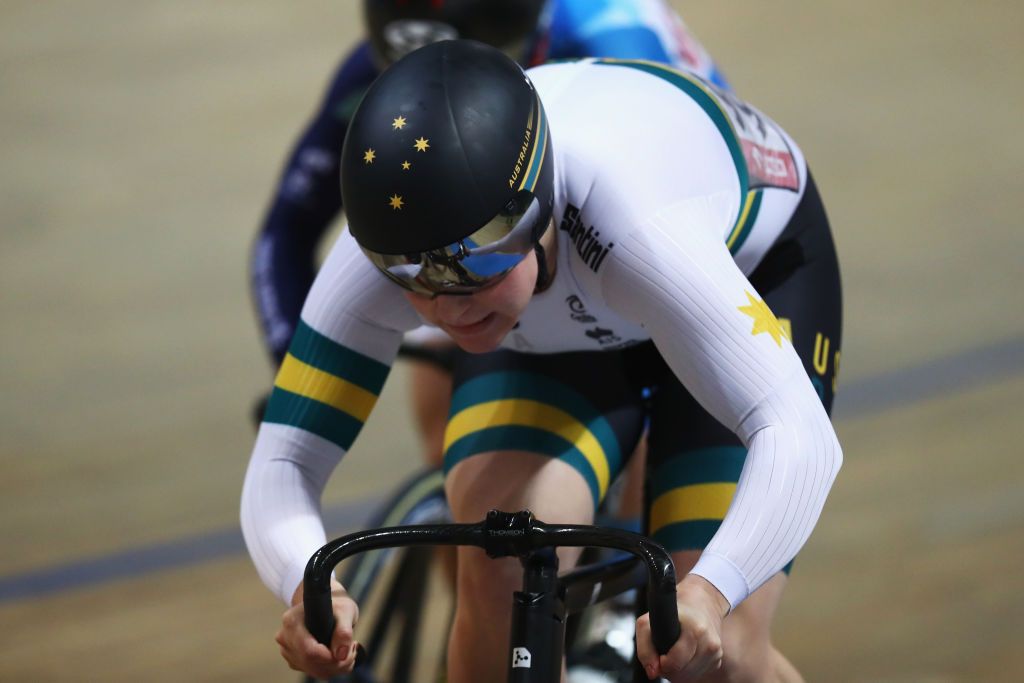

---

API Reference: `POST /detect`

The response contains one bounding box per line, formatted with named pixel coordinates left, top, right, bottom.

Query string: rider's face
left=403, top=250, right=538, bottom=353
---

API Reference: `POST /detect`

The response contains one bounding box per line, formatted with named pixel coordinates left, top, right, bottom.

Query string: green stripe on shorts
left=649, top=446, right=747, bottom=499
left=444, top=424, right=601, bottom=507
left=449, top=371, right=623, bottom=475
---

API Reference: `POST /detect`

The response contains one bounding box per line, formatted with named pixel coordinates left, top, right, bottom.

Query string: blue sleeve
left=250, top=42, right=378, bottom=364
left=536, top=0, right=673, bottom=63
left=528, top=0, right=730, bottom=89
left=573, top=25, right=673, bottom=62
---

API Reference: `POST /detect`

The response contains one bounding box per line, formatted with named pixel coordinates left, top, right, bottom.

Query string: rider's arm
left=601, top=197, right=842, bottom=610
left=249, top=43, right=377, bottom=364
left=242, top=228, right=421, bottom=604
left=540, top=57, right=836, bottom=609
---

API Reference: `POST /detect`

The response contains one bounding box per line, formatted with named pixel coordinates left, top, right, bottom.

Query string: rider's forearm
left=601, top=208, right=842, bottom=611
left=689, top=374, right=842, bottom=609
left=241, top=425, right=344, bottom=604
left=243, top=255, right=412, bottom=604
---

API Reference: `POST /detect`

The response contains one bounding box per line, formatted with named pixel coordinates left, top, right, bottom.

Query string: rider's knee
left=456, top=548, right=522, bottom=612
left=714, top=646, right=772, bottom=683
left=707, top=613, right=774, bottom=683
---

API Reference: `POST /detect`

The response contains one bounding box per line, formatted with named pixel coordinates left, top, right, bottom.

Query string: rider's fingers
left=334, top=592, right=359, bottom=628
left=283, top=635, right=344, bottom=679
left=330, top=597, right=360, bottom=661
left=276, top=598, right=357, bottom=679
left=661, top=624, right=719, bottom=681
left=634, top=613, right=662, bottom=679
left=657, top=627, right=698, bottom=679
left=337, top=641, right=360, bottom=669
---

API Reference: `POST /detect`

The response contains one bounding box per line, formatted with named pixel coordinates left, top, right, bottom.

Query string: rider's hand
left=635, top=574, right=730, bottom=681
left=275, top=580, right=360, bottom=679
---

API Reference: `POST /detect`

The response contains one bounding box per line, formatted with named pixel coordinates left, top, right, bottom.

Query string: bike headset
left=340, top=39, right=555, bottom=297
left=363, top=0, right=546, bottom=67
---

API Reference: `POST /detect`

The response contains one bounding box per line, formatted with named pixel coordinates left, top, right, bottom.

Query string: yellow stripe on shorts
left=649, top=482, right=737, bottom=536
left=445, top=399, right=611, bottom=498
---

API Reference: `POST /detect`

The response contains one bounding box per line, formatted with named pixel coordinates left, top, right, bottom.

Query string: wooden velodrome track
left=2, top=1, right=1022, bottom=680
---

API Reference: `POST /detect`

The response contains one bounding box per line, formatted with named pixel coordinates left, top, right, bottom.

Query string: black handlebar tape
left=303, top=581, right=335, bottom=647
left=650, top=589, right=682, bottom=655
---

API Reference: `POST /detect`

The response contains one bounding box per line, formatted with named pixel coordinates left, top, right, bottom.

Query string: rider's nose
left=434, top=294, right=474, bottom=322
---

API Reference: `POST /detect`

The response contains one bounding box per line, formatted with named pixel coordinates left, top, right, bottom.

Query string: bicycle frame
left=304, top=509, right=681, bottom=683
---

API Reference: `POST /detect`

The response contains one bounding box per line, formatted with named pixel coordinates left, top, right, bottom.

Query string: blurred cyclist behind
left=249, top=0, right=730, bottom=464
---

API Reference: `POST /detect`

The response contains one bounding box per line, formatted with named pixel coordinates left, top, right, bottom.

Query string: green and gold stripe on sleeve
left=262, top=320, right=390, bottom=451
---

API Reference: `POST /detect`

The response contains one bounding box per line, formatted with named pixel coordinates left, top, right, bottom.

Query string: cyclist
left=249, top=0, right=729, bottom=465
left=242, top=40, right=842, bottom=682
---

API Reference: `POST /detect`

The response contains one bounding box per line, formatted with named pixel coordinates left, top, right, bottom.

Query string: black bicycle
left=304, top=509, right=681, bottom=683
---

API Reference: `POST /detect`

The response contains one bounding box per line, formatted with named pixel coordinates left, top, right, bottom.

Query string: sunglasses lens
left=362, top=191, right=544, bottom=295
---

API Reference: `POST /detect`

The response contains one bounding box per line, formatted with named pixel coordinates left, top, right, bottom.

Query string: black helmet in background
left=341, top=40, right=554, bottom=295
left=363, top=0, right=546, bottom=66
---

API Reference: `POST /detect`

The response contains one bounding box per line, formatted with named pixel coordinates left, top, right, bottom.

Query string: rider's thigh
left=443, top=346, right=644, bottom=614
left=446, top=450, right=595, bottom=606
left=407, top=359, right=454, bottom=467
left=673, top=550, right=790, bottom=683
left=446, top=449, right=594, bottom=522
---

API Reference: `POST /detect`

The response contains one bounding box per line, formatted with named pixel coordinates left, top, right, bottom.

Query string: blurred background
left=2, top=1, right=1022, bottom=680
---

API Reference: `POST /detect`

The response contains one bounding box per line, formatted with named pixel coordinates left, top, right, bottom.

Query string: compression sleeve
left=242, top=229, right=418, bottom=604
left=249, top=43, right=378, bottom=363
left=602, top=196, right=842, bottom=609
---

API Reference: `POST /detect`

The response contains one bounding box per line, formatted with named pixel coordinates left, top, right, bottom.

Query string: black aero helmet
left=341, top=40, right=554, bottom=295
left=363, top=0, right=545, bottom=65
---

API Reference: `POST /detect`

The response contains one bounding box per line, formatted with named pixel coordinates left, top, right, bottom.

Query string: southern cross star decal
left=737, top=291, right=786, bottom=346
left=362, top=114, right=433, bottom=211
